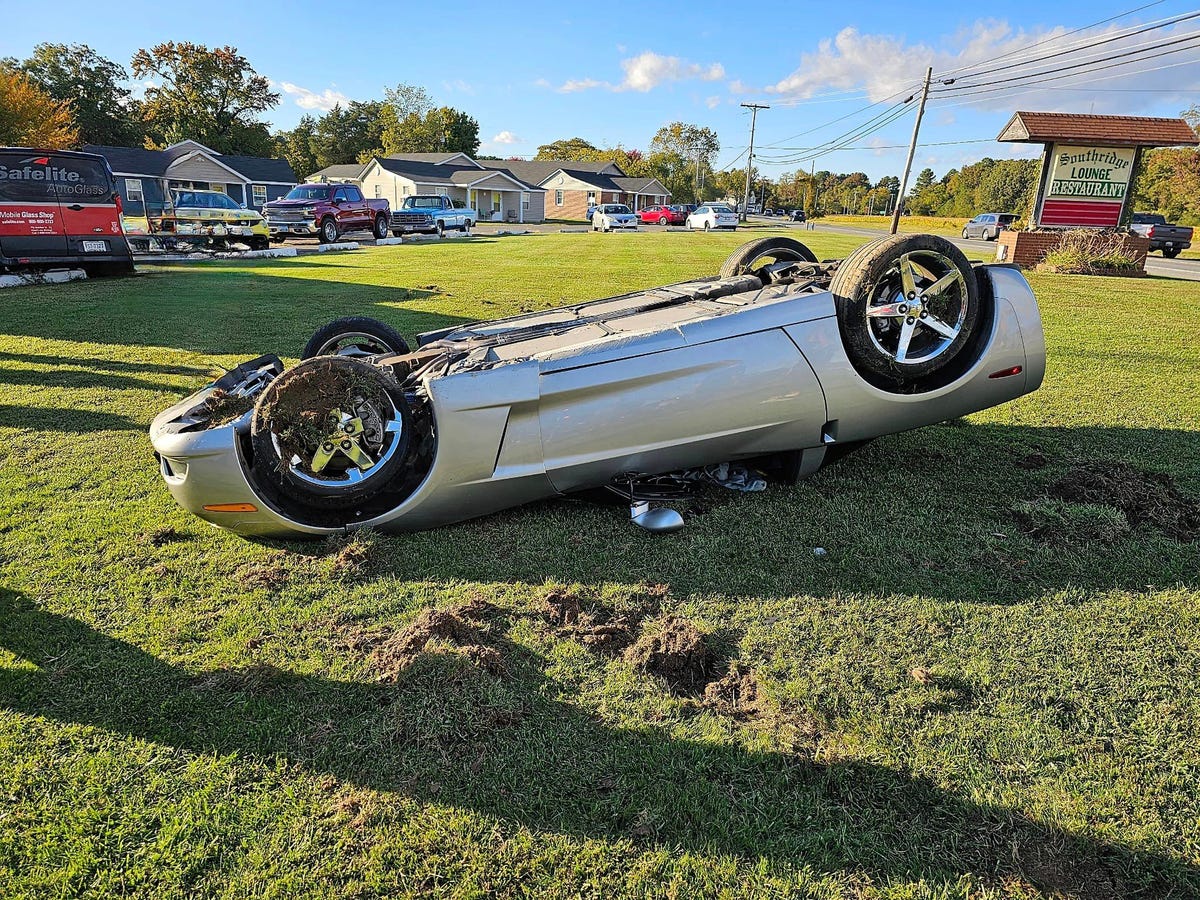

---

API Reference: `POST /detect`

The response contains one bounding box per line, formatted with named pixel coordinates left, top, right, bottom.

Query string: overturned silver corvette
left=151, top=235, right=1045, bottom=538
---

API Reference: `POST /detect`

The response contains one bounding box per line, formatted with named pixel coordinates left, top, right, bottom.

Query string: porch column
left=518, top=192, right=524, bottom=223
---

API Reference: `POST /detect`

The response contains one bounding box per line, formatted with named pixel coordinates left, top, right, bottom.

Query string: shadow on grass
left=0, top=351, right=210, bottom=376
left=0, top=405, right=140, bottom=433
left=357, top=422, right=1200, bottom=606
left=0, top=587, right=1192, bottom=897
left=0, top=274, right=470, bottom=357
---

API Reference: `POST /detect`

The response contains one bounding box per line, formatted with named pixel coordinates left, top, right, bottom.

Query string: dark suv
left=962, top=213, right=1017, bottom=241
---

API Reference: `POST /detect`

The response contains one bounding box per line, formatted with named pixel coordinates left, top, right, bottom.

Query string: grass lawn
left=817, top=215, right=970, bottom=237
left=2, top=229, right=1198, bottom=898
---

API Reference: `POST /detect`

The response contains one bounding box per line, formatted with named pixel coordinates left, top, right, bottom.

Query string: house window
left=374, top=183, right=381, bottom=198
left=586, top=191, right=596, bottom=205
left=521, top=192, right=530, bottom=210
left=125, top=178, right=144, bottom=201
left=555, top=190, right=563, bottom=206
left=252, top=185, right=267, bottom=206
left=210, top=183, right=226, bottom=194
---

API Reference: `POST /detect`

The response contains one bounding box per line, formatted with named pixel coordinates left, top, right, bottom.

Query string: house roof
left=308, top=163, right=368, bottom=182
left=477, top=158, right=627, bottom=186
left=83, top=143, right=297, bottom=183
left=613, top=176, right=669, bottom=195
left=385, top=152, right=481, bottom=167
left=372, top=157, right=542, bottom=191
left=997, top=111, right=1199, bottom=147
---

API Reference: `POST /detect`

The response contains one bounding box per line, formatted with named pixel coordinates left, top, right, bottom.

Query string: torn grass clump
left=624, top=616, right=714, bottom=695
left=1048, top=460, right=1200, bottom=542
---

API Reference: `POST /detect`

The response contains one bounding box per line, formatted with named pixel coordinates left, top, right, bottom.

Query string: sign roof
left=997, top=111, right=1198, bottom=148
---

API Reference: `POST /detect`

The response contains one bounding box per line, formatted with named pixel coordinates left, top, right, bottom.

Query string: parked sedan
left=790, top=209, right=807, bottom=222
left=637, top=204, right=685, bottom=226
left=686, top=204, right=738, bottom=231
left=592, top=204, right=638, bottom=232
left=962, top=213, right=1017, bottom=241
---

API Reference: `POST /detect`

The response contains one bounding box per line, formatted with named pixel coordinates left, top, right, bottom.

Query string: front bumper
left=268, top=219, right=318, bottom=236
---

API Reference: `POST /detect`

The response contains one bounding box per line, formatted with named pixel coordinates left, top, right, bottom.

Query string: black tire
left=1163, top=248, right=1180, bottom=259
left=250, top=356, right=413, bottom=510
left=319, top=217, right=338, bottom=244
left=435, top=220, right=445, bottom=237
left=301, top=316, right=410, bottom=360
left=703, top=221, right=711, bottom=232
left=961, top=228, right=969, bottom=239
left=719, top=237, right=818, bottom=280
left=464, top=220, right=473, bottom=230
left=250, top=235, right=270, bottom=251
left=373, top=215, right=389, bottom=239
left=830, top=233, right=982, bottom=387
left=658, top=216, right=668, bottom=226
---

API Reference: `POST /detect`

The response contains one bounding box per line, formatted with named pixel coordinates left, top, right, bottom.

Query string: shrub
left=1039, top=229, right=1141, bottom=275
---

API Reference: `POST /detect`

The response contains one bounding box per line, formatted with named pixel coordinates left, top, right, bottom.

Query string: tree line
left=1, top=40, right=1196, bottom=223
left=0, top=42, right=480, bottom=177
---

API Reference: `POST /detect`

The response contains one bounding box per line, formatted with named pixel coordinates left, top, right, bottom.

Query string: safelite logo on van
left=0, top=156, right=82, bottom=183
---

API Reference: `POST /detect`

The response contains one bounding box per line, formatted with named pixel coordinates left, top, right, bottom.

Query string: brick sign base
left=996, top=230, right=1149, bottom=270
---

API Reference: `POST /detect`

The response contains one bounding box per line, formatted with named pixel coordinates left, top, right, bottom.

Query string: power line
left=757, top=103, right=915, bottom=163
left=934, top=28, right=1200, bottom=95
left=937, top=1, right=1184, bottom=80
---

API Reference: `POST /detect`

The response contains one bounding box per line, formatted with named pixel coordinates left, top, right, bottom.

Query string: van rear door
left=54, top=154, right=127, bottom=258
left=0, top=151, right=68, bottom=260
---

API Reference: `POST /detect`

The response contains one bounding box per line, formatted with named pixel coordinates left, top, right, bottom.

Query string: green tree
left=273, top=115, right=319, bottom=180
left=535, top=137, right=601, bottom=160
left=645, top=122, right=720, bottom=204
left=1133, top=147, right=1200, bottom=225
left=132, top=42, right=278, bottom=156
left=19, top=43, right=141, bottom=146
left=383, top=106, right=479, bottom=156
left=314, top=100, right=388, bottom=166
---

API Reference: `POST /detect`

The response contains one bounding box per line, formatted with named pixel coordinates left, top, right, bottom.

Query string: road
left=767, top=218, right=1200, bottom=281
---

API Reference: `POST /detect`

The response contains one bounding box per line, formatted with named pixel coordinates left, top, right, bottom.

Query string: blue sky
left=6, top=0, right=1199, bottom=181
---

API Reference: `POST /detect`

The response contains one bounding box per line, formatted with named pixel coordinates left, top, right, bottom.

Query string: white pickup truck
left=391, top=195, right=476, bottom=237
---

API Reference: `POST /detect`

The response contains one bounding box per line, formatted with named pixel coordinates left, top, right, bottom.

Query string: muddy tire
left=250, top=356, right=413, bottom=510
left=830, top=233, right=982, bottom=388
left=302, top=316, right=410, bottom=360
left=719, top=237, right=818, bottom=280
left=373, top=215, right=389, bottom=239
left=319, top=217, right=338, bottom=244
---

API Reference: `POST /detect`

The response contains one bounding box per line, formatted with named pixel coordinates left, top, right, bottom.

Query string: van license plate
left=82, top=240, right=108, bottom=252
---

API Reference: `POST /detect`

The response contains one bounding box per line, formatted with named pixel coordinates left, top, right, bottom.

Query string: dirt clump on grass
left=370, top=602, right=505, bottom=680
left=235, top=557, right=291, bottom=590
left=1048, top=460, right=1200, bottom=541
left=139, top=525, right=186, bottom=547
left=323, top=531, right=379, bottom=577
left=624, top=616, right=714, bottom=694
left=541, top=587, right=642, bottom=656
left=703, top=663, right=766, bottom=719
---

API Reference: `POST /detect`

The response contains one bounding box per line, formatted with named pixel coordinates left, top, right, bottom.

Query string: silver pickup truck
left=1130, top=213, right=1193, bottom=259
left=391, top=195, right=477, bottom=237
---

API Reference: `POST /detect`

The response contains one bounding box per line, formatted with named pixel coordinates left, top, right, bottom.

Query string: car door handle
left=67, top=204, right=84, bottom=211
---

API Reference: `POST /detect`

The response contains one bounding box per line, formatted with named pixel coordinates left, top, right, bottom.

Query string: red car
left=637, top=204, right=685, bottom=226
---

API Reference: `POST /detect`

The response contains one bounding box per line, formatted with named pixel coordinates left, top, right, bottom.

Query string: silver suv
left=963, top=213, right=1017, bottom=241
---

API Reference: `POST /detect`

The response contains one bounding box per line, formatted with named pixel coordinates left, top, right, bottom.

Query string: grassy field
left=816, top=215, right=970, bottom=237
left=2, top=230, right=1199, bottom=898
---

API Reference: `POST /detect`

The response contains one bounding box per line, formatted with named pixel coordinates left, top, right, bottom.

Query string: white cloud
left=491, top=131, right=520, bottom=145
left=706, top=95, right=721, bottom=109
left=557, top=51, right=726, bottom=93
left=559, top=77, right=610, bottom=93
left=765, top=19, right=1200, bottom=114
left=442, top=79, right=475, bottom=95
left=534, top=78, right=552, bottom=88
left=278, top=81, right=350, bottom=112
left=728, top=79, right=751, bottom=94
left=619, top=52, right=724, bottom=92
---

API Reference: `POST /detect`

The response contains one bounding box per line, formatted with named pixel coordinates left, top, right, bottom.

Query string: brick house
left=480, top=159, right=671, bottom=219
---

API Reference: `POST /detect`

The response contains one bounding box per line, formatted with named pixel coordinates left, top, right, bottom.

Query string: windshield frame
left=284, top=185, right=332, bottom=202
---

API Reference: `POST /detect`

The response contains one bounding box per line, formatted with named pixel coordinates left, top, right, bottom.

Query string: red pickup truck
left=264, top=183, right=390, bottom=243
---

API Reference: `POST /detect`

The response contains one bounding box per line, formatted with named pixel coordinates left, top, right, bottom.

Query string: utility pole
left=890, top=66, right=932, bottom=235
left=740, top=102, right=768, bottom=221
left=692, top=145, right=704, bottom=203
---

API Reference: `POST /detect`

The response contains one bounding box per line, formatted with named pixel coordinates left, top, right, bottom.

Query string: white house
left=359, top=153, right=546, bottom=223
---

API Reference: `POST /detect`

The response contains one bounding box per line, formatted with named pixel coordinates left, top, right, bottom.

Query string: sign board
left=1037, top=143, right=1135, bottom=228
